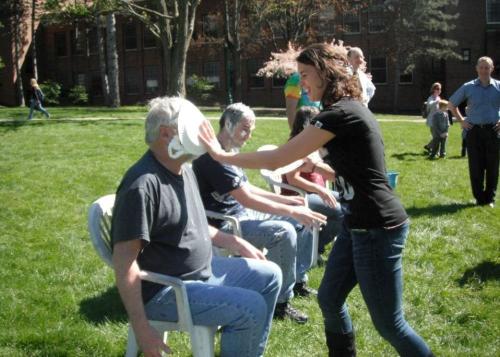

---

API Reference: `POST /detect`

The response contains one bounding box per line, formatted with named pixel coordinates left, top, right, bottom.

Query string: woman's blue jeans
left=27, top=99, right=50, bottom=119
left=318, top=222, right=431, bottom=356
left=145, top=256, right=282, bottom=357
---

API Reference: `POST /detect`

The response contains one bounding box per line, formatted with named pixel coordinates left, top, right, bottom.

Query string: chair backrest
left=257, top=145, right=308, bottom=197
left=88, top=194, right=116, bottom=267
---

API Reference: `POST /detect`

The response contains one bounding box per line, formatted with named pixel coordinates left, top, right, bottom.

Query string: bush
left=39, top=80, right=61, bottom=105
left=68, top=85, right=89, bottom=105
left=186, top=75, right=215, bottom=104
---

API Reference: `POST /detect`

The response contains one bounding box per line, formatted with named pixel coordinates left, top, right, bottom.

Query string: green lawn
left=0, top=107, right=498, bottom=356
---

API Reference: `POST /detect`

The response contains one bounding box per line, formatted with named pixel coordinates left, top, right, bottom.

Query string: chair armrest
left=205, top=210, right=242, bottom=237
left=139, top=270, right=194, bottom=331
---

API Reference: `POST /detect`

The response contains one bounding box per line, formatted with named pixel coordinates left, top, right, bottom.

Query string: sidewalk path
left=0, top=116, right=426, bottom=123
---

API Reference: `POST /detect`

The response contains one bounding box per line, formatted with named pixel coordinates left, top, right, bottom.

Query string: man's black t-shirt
left=312, top=98, right=408, bottom=229
left=111, top=151, right=212, bottom=303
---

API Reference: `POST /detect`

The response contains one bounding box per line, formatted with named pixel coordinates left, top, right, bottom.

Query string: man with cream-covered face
left=193, top=103, right=327, bottom=324
left=111, top=97, right=283, bottom=357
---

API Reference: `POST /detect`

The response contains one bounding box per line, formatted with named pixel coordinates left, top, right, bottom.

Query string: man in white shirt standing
left=347, top=47, right=376, bottom=107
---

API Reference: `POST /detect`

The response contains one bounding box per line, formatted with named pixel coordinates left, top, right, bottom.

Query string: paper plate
left=177, top=100, right=207, bottom=156
left=257, top=144, right=304, bottom=175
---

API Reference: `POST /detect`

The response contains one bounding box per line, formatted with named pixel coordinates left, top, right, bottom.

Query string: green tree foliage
left=119, top=0, right=201, bottom=97
left=363, top=0, right=460, bottom=111
left=39, top=80, right=61, bottom=105
left=68, top=85, right=89, bottom=105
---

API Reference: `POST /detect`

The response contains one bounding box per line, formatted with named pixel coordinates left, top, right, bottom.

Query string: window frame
left=343, top=9, right=361, bottom=34
left=487, top=0, right=500, bottom=24
left=369, top=56, right=387, bottom=85
left=123, top=21, right=138, bottom=51
left=247, top=58, right=265, bottom=89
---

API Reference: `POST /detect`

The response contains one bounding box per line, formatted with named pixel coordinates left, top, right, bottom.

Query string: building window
left=343, top=9, right=360, bottom=34
left=125, top=67, right=140, bottom=94
left=74, top=73, right=86, bottom=86
left=462, top=48, right=471, bottom=63
left=272, top=76, right=287, bottom=88
left=487, top=0, right=500, bottom=24
left=370, top=57, right=387, bottom=84
left=124, top=22, right=138, bottom=50
left=203, top=61, right=220, bottom=86
left=247, top=59, right=265, bottom=88
left=90, top=72, right=102, bottom=96
left=144, top=66, right=160, bottom=94
left=143, top=27, right=157, bottom=48
left=71, top=28, right=86, bottom=56
left=202, top=14, right=220, bottom=39
left=368, top=2, right=385, bottom=33
left=88, top=28, right=98, bottom=54
left=399, top=71, right=413, bottom=84
left=55, top=32, right=68, bottom=57
left=318, top=6, right=335, bottom=37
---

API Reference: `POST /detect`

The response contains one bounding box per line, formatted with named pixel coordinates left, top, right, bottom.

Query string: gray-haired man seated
left=111, top=97, right=282, bottom=357
left=193, top=103, right=326, bottom=324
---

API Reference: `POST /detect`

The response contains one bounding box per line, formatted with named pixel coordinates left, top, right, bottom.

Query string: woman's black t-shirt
left=311, top=98, right=408, bottom=229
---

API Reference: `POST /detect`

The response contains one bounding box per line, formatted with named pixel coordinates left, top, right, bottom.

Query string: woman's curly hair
left=296, top=43, right=362, bottom=107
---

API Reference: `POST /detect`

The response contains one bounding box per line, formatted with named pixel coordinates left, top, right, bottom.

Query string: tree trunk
left=31, top=0, right=38, bottom=80
left=96, top=15, right=110, bottom=105
left=224, top=0, right=242, bottom=102
left=106, top=12, right=120, bottom=107
left=166, top=0, right=199, bottom=97
left=232, top=0, right=242, bottom=102
left=13, top=1, right=25, bottom=107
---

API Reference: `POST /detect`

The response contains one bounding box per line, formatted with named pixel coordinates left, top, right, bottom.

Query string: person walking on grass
left=448, top=56, right=500, bottom=208
left=199, top=43, right=435, bottom=357
left=27, top=78, right=50, bottom=120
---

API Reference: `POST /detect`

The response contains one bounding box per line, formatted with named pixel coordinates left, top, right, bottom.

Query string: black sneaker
left=293, top=282, right=318, bottom=297
left=274, top=302, right=308, bottom=324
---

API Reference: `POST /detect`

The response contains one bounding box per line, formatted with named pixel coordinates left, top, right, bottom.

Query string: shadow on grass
left=391, top=151, right=427, bottom=161
left=79, top=286, right=127, bottom=325
left=406, top=202, right=475, bottom=218
left=457, top=261, right=500, bottom=287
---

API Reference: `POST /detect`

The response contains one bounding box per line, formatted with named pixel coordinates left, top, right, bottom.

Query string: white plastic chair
left=88, top=194, right=217, bottom=357
left=257, top=145, right=320, bottom=267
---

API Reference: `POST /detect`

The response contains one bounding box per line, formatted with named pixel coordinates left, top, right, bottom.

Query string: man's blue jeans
left=318, top=222, right=431, bottom=356
left=306, top=191, right=344, bottom=253
left=222, top=209, right=314, bottom=303
left=145, top=256, right=282, bottom=357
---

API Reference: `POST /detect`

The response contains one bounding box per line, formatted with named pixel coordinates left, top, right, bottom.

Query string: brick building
left=1, top=0, right=500, bottom=112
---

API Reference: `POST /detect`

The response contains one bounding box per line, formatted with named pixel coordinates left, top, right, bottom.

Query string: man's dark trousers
left=466, top=124, right=499, bottom=204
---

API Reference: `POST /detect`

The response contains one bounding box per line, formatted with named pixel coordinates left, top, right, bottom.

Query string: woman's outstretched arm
left=199, top=120, right=335, bottom=170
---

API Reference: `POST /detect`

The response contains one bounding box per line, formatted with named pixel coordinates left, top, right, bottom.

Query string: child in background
left=282, top=106, right=344, bottom=262
left=429, top=99, right=450, bottom=159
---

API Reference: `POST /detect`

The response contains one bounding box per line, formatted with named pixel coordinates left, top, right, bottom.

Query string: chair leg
left=311, top=227, right=319, bottom=267
left=125, top=325, right=139, bottom=357
left=191, top=326, right=217, bottom=357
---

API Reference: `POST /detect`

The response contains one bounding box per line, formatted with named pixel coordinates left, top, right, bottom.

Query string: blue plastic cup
left=387, top=171, right=399, bottom=189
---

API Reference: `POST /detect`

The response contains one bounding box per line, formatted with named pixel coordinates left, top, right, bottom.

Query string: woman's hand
left=199, top=120, right=225, bottom=160
left=317, top=187, right=338, bottom=208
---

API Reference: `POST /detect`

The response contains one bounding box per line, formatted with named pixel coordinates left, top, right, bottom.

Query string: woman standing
left=199, top=43, right=433, bottom=357
left=27, top=78, right=50, bottom=120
